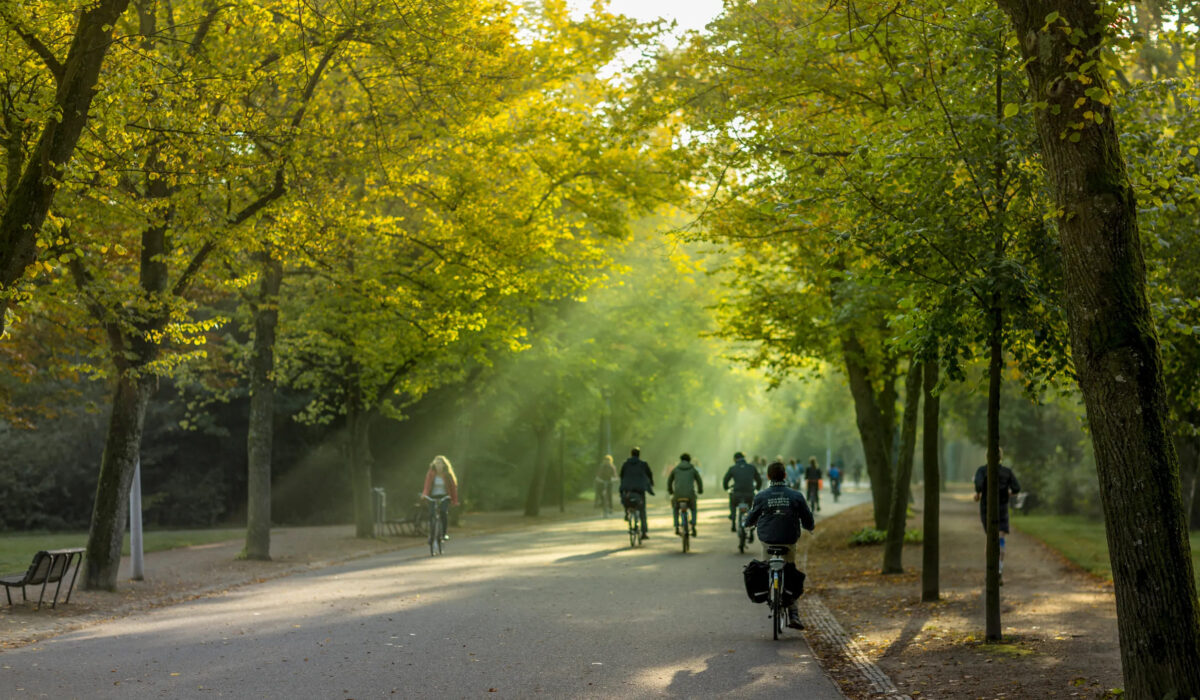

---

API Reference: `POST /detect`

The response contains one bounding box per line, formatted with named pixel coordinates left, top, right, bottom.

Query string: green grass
left=0, top=528, right=245, bottom=574
left=1014, top=514, right=1200, bottom=588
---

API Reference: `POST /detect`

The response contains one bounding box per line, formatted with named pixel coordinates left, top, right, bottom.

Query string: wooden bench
left=1, top=548, right=85, bottom=610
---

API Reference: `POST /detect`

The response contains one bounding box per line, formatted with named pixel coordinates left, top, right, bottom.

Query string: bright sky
left=569, top=0, right=725, bottom=34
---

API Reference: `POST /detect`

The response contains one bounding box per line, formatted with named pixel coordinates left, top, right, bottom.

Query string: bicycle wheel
left=628, top=510, right=638, bottom=547
left=771, top=575, right=782, bottom=640
left=436, top=512, right=445, bottom=555
left=681, top=507, right=690, bottom=553
left=737, top=506, right=747, bottom=554
left=429, top=518, right=436, bottom=556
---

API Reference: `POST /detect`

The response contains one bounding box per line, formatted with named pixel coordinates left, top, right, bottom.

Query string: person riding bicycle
left=723, top=451, right=762, bottom=532
left=620, top=447, right=655, bottom=539
left=422, top=455, right=459, bottom=540
left=668, top=453, right=703, bottom=537
left=743, top=461, right=815, bottom=629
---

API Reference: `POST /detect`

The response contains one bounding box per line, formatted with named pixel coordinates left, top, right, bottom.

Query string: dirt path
left=808, top=487, right=1123, bottom=699
left=0, top=501, right=599, bottom=650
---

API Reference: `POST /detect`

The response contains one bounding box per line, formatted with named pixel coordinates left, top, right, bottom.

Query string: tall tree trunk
left=984, top=302, right=1003, bottom=641
left=997, top=1, right=1200, bottom=693
left=525, top=424, right=550, bottom=516
left=0, top=0, right=134, bottom=336
left=882, top=361, right=921, bottom=574
left=83, top=373, right=153, bottom=590
left=922, top=357, right=941, bottom=602
left=841, top=330, right=894, bottom=528
left=243, top=253, right=282, bottom=560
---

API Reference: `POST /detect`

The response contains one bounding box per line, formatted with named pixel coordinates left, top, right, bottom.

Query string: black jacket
left=620, top=457, right=654, bottom=493
left=743, top=482, right=815, bottom=544
left=974, top=465, right=1021, bottom=506
left=722, top=459, right=762, bottom=495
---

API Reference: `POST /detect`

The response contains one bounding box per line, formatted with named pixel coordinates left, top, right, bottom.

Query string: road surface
left=2, top=490, right=869, bottom=698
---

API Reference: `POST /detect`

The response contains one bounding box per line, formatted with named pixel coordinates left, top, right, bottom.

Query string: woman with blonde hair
left=422, top=456, right=459, bottom=540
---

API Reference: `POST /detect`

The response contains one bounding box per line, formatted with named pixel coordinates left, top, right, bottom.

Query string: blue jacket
left=620, top=457, right=654, bottom=493
left=722, top=459, right=762, bottom=496
left=743, top=482, right=815, bottom=544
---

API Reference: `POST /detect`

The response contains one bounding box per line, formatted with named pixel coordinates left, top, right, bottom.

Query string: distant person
left=595, top=455, right=618, bottom=517
left=786, top=458, right=802, bottom=489
left=828, top=462, right=842, bottom=503
left=851, top=461, right=863, bottom=486
left=804, top=456, right=822, bottom=513
left=744, top=461, right=815, bottom=629
left=422, top=455, right=459, bottom=540
left=668, top=453, right=704, bottom=537
left=974, top=448, right=1022, bottom=583
left=620, top=447, right=655, bottom=538
left=722, top=451, right=763, bottom=531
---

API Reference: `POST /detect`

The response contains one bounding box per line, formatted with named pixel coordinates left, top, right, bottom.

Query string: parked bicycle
left=675, top=496, right=694, bottom=553
left=421, top=493, right=451, bottom=556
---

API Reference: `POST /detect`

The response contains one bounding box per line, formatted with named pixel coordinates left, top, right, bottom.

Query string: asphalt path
left=2, top=489, right=870, bottom=699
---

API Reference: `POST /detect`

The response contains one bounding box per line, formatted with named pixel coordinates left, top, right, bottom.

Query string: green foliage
left=849, top=527, right=923, bottom=546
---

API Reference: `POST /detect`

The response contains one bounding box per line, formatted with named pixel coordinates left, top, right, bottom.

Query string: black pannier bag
left=742, top=559, right=770, bottom=603
left=620, top=490, right=644, bottom=509
left=781, top=563, right=806, bottom=606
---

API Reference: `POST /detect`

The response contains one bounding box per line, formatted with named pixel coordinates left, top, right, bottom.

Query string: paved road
left=2, top=490, right=870, bottom=699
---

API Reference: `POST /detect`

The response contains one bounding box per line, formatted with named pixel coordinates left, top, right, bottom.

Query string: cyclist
left=804, top=456, right=822, bottom=513
left=829, top=461, right=842, bottom=503
left=620, top=447, right=655, bottom=539
left=668, top=453, right=703, bottom=537
left=744, top=461, right=815, bottom=629
left=422, top=455, right=459, bottom=540
left=973, top=448, right=1022, bottom=583
left=722, top=451, right=762, bottom=532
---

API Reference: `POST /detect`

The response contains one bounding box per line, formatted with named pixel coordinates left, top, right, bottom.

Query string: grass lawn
left=0, top=528, right=245, bottom=574
left=1014, top=514, right=1200, bottom=588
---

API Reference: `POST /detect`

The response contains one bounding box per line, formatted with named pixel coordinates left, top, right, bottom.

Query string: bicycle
left=624, top=492, right=644, bottom=548
left=422, top=493, right=451, bottom=556
left=675, top=496, right=694, bottom=553
left=766, top=544, right=790, bottom=640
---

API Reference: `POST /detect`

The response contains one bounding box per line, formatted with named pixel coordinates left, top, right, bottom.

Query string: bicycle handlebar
left=420, top=493, right=452, bottom=503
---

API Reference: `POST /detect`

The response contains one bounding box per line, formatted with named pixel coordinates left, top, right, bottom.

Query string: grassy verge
left=0, top=528, right=245, bottom=574
left=1014, top=514, right=1200, bottom=588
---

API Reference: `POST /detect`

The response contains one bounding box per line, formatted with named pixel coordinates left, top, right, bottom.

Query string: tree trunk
left=882, top=360, right=921, bottom=574
left=922, top=357, right=941, bottom=602
left=243, top=253, right=282, bottom=560
left=0, top=0, right=134, bottom=336
left=525, top=424, right=550, bottom=517
left=841, top=330, right=894, bottom=529
left=996, top=0, right=1200, bottom=693
left=984, top=302, right=1003, bottom=641
left=83, top=373, right=153, bottom=590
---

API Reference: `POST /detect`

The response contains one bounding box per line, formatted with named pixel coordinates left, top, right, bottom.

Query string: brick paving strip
left=802, top=594, right=912, bottom=700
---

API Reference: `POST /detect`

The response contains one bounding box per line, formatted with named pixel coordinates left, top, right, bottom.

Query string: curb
left=802, top=594, right=911, bottom=700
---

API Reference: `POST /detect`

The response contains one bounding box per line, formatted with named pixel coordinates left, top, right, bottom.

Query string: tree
left=994, top=0, right=1200, bottom=694
left=0, top=0, right=135, bottom=336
